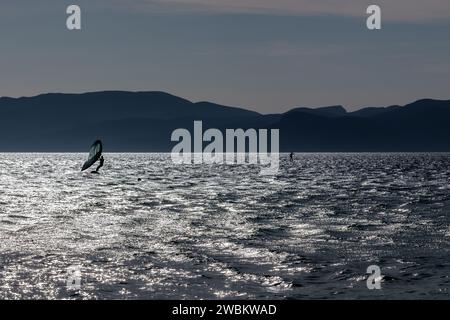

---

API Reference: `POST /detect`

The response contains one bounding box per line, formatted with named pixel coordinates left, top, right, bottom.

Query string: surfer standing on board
left=81, top=140, right=104, bottom=173
left=95, top=155, right=104, bottom=173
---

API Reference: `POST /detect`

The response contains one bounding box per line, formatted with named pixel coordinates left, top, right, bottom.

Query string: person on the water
left=95, top=155, right=104, bottom=173
left=290, top=152, right=294, bottom=162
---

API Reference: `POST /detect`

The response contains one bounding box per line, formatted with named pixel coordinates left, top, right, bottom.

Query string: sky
left=0, top=0, right=449, bottom=113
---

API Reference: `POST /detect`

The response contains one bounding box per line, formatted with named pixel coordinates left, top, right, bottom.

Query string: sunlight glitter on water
left=0, top=153, right=450, bottom=299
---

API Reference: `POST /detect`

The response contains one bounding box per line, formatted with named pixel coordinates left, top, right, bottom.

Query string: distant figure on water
left=81, top=140, right=104, bottom=173
left=290, top=152, right=294, bottom=162
left=95, top=155, right=104, bottom=173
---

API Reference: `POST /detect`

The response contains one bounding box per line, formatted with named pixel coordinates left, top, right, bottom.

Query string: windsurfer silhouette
left=95, top=155, right=104, bottom=173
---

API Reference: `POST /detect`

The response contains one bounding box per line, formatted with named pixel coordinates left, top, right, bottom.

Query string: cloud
left=140, top=0, right=450, bottom=22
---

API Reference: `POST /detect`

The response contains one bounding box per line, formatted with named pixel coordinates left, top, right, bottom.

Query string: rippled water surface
left=0, top=153, right=450, bottom=299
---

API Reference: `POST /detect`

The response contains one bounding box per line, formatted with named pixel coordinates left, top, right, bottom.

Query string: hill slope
left=0, top=92, right=449, bottom=151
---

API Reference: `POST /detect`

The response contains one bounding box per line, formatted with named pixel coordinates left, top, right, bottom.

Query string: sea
left=0, top=153, right=449, bottom=299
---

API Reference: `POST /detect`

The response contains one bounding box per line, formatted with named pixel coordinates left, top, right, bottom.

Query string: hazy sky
left=1, top=0, right=449, bottom=113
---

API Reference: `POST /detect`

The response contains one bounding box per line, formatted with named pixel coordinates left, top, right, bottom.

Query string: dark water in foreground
left=0, top=153, right=449, bottom=299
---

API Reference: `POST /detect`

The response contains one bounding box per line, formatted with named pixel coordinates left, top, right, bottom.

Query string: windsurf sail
left=81, top=140, right=103, bottom=171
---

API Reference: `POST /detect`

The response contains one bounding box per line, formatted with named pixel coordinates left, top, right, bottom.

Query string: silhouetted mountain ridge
left=288, top=105, right=347, bottom=118
left=0, top=91, right=449, bottom=151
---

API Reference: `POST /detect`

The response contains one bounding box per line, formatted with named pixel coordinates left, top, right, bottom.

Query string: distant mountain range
left=0, top=91, right=449, bottom=151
